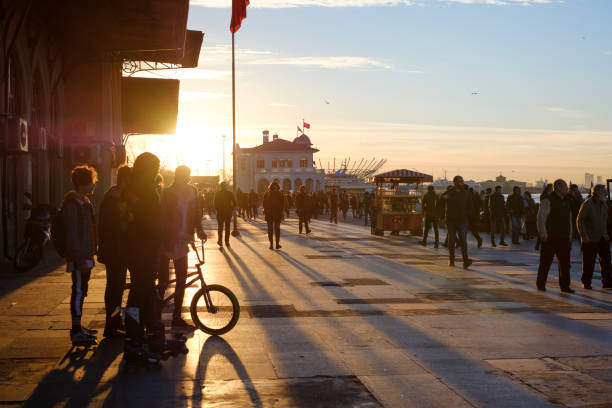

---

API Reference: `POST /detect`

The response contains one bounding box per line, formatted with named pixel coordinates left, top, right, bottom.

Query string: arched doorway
left=294, top=178, right=302, bottom=191
left=282, top=178, right=292, bottom=191
left=257, top=178, right=269, bottom=193
left=305, top=178, right=313, bottom=192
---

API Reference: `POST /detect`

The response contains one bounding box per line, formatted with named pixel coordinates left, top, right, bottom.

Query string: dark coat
left=98, top=186, right=127, bottom=265
left=263, top=190, right=284, bottom=221
left=506, top=194, right=524, bottom=216
left=125, top=184, right=162, bottom=259
left=295, top=192, right=311, bottom=217
left=488, top=192, right=505, bottom=218
left=214, top=189, right=236, bottom=219
left=443, top=188, right=472, bottom=222
left=422, top=191, right=440, bottom=218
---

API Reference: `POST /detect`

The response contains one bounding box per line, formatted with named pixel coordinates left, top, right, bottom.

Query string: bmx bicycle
left=162, top=238, right=240, bottom=335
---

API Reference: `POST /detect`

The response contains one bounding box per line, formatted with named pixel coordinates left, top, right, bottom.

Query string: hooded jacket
left=62, top=191, right=96, bottom=269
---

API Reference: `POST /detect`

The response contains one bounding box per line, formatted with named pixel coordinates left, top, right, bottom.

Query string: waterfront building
left=236, top=131, right=325, bottom=193
left=478, top=174, right=526, bottom=194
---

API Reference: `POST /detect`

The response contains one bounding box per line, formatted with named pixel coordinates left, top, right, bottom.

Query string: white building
left=236, top=130, right=325, bottom=193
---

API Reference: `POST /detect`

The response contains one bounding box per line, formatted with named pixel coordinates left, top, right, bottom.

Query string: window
left=240, top=158, right=246, bottom=170
left=279, top=160, right=285, bottom=168
left=256, top=159, right=265, bottom=168
left=272, top=159, right=277, bottom=168
left=287, top=159, right=293, bottom=168
left=300, top=157, right=307, bottom=168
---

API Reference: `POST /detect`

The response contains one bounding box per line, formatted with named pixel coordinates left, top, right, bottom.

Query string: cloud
left=268, top=103, right=296, bottom=107
left=192, top=0, right=558, bottom=7
left=248, top=56, right=393, bottom=69
left=179, top=91, right=229, bottom=101
left=544, top=106, right=586, bottom=118
left=131, top=68, right=230, bottom=80
left=605, top=50, right=612, bottom=56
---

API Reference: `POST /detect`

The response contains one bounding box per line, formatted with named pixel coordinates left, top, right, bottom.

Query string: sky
left=128, top=0, right=612, bottom=185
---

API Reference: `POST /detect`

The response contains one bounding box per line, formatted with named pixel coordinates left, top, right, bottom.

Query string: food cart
left=371, top=169, right=433, bottom=236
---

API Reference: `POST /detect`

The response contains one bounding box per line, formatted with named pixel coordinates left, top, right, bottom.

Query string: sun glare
left=127, top=122, right=231, bottom=176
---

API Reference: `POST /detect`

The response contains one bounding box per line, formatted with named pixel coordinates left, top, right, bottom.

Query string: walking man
left=329, top=188, right=339, bottom=224
left=263, top=181, right=284, bottom=249
left=214, top=182, right=235, bottom=248
left=488, top=185, right=507, bottom=247
left=296, top=186, right=312, bottom=234
left=441, top=176, right=472, bottom=268
left=577, top=184, right=612, bottom=289
left=506, top=186, right=524, bottom=244
left=420, top=185, right=439, bottom=248
left=536, top=179, right=574, bottom=293
left=98, top=165, right=131, bottom=338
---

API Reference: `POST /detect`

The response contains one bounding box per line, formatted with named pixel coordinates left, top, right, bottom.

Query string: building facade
left=479, top=174, right=527, bottom=194
left=236, top=130, right=325, bottom=193
left=0, top=1, right=201, bottom=263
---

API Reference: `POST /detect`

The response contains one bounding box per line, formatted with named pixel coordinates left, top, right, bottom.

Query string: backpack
left=50, top=208, right=66, bottom=257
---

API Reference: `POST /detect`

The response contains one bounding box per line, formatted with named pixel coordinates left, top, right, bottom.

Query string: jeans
left=490, top=215, right=505, bottom=244
left=299, top=215, right=309, bottom=233
left=423, top=216, right=439, bottom=244
left=71, top=268, right=91, bottom=329
left=217, top=215, right=231, bottom=244
left=511, top=215, right=522, bottom=242
left=447, top=219, right=468, bottom=262
left=581, top=239, right=612, bottom=287
left=537, top=238, right=571, bottom=290
left=158, top=255, right=188, bottom=319
left=104, top=262, right=127, bottom=330
left=267, top=219, right=281, bottom=244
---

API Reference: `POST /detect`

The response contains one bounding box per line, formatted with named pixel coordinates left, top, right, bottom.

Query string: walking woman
left=263, top=181, right=284, bottom=249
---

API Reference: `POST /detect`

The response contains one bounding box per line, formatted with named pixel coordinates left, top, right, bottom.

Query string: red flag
left=230, top=0, right=249, bottom=33
left=303, top=122, right=310, bottom=129
left=297, top=126, right=302, bottom=133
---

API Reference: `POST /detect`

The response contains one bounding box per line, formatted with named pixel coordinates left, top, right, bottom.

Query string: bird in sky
left=471, top=92, right=480, bottom=95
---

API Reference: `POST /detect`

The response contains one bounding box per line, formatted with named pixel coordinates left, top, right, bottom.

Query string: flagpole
left=231, top=31, right=240, bottom=237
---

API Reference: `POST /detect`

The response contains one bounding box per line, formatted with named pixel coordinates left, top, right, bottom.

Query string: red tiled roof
left=246, top=138, right=319, bottom=152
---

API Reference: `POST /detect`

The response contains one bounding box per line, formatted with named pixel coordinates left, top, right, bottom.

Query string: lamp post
left=222, top=135, right=226, bottom=181
left=231, top=33, right=240, bottom=237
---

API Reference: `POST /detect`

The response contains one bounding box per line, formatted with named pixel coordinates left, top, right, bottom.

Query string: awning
left=374, top=169, right=433, bottom=184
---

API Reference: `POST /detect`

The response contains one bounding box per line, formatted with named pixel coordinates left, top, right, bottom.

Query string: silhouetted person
left=124, top=152, right=165, bottom=347
left=468, top=186, right=483, bottom=248
left=420, top=185, right=440, bottom=248
left=506, top=186, right=524, bottom=244
left=441, top=175, right=472, bottom=268
left=64, top=165, right=98, bottom=346
left=536, top=179, right=574, bottom=293
left=577, top=184, right=612, bottom=289
left=214, top=182, right=235, bottom=248
left=363, top=192, right=372, bottom=226
left=264, top=181, right=284, bottom=249
left=98, top=164, right=131, bottom=338
left=159, top=166, right=206, bottom=329
left=535, top=184, right=553, bottom=251
left=296, top=185, right=312, bottom=234
left=568, top=183, right=584, bottom=240
left=488, top=185, right=507, bottom=247
left=329, top=188, right=339, bottom=224
left=249, top=189, right=259, bottom=218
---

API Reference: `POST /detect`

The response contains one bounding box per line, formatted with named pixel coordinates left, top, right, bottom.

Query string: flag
left=297, top=126, right=302, bottom=133
left=303, top=121, right=310, bottom=129
left=230, top=0, right=249, bottom=33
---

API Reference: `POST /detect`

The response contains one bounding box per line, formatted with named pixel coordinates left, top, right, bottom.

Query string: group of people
left=420, top=175, right=611, bottom=292
left=61, top=153, right=205, bottom=363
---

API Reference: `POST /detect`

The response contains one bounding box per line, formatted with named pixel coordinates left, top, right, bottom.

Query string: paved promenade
left=1, top=214, right=611, bottom=407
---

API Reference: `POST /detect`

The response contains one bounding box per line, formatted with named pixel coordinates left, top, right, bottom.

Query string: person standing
left=506, top=186, right=525, bottom=245
left=159, top=166, right=206, bottom=329
left=536, top=179, right=574, bottom=293
left=441, top=176, right=473, bottom=268
left=214, top=182, right=235, bottom=248
left=63, top=165, right=99, bottom=346
left=568, top=184, right=584, bottom=240
left=296, top=185, right=311, bottom=234
left=468, top=187, right=484, bottom=248
left=98, top=165, right=131, bottom=338
left=420, top=185, right=440, bottom=248
left=350, top=194, right=358, bottom=218
left=363, top=192, right=372, bottom=226
left=577, top=184, right=612, bottom=290
left=249, top=188, right=259, bottom=219
left=329, top=188, right=339, bottom=224
left=488, top=185, right=507, bottom=247
left=535, top=184, right=553, bottom=251
left=264, top=181, right=284, bottom=249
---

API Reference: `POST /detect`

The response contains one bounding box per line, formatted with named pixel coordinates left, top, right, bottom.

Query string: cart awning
left=374, top=169, right=433, bottom=183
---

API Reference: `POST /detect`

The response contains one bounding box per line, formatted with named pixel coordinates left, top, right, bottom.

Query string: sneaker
left=500, top=241, right=508, bottom=246
left=71, top=330, right=97, bottom=346
left=172, top=317, right=196, bottom=331
left=269, top=243, right=273, bottom=250
left=582, top=283, right=592, bottom=290
left=463, top=259, right=473, bottom=269
left=306, top=230, right=312, bottom=234
left=536, top=285, right=546, bottom=292
left=217, top=240, right=223, bottom=247
left=276, top=243, right=282, bottom=249
left=81, top=327, right=98, bottom=336
left=419, top=241, right=426, bottom=247
left=491, top=242, right=497, bottom=247
left=449, top=260, right=455, bottom=267
left=225, top=241, right=230, bottom=248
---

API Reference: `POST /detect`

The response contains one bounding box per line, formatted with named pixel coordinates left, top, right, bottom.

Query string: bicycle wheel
left=190, top=284, right=240, bottom=335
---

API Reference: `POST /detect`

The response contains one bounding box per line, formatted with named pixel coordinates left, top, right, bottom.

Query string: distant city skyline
left=131, top=0, right=612, bottom=183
